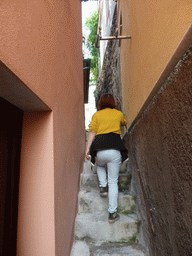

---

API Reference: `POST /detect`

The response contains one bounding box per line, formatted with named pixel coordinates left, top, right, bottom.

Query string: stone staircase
left=71, top=159, right=147, bottom=256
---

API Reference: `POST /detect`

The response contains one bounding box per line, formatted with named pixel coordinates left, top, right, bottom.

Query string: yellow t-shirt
left=89, top=108, right=127, bottom=135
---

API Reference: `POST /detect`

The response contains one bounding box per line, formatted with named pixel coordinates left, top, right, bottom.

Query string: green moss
left=117, top=206, right=124, bottom=214
left=118, top=183, right=129, bottom=193
left=118, top=174, right=132, bottom=192
left=117, top=205, right=135, bottom=215
left=128, top=235, right=137, bottom=244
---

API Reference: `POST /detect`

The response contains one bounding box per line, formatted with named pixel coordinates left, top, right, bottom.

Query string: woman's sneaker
left=100, top=186, right=108, bottom=197
left=108, top=212, right=120, bottom=223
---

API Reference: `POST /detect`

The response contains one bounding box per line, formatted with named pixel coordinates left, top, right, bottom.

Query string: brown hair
left=98, top=93, right=116, bottom=110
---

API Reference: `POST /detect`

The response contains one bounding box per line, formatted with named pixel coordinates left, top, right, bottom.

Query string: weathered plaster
left=126, top=44, right=192, bottom=256
left=96, top=7, right=123, bottom=111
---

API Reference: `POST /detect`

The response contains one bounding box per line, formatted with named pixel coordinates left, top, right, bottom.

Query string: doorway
left=0, top=97, right=23, bottom=255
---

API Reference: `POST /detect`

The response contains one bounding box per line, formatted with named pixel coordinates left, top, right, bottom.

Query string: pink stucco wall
left=0, top=0, right=85, bottom=255
left=18, top=112, right=55, bottom=255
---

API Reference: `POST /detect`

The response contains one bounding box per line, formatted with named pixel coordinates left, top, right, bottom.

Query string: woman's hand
left=85, top=131, right=96, bottom=160
left=85, top=149, right=90, bottom=160
left=120, top=121, right=127, bottom=126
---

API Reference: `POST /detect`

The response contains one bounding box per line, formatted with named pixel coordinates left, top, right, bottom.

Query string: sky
left=81, top=1, right=98, bottom=25
left=82, top=1, right=98, bottom=58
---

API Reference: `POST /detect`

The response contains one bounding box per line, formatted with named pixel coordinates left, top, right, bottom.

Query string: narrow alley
left=0, top=0, right=192, bottom=255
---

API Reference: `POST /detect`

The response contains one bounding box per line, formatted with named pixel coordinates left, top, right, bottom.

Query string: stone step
left=83, top=160, right=97, bottom=174
left=71, top=241, right=147, bottom=256
left=92, top=242, right=146, bottom=256
left=80, top=173, right=131, bottom=192
left=74, top=213, right=138, bottom=243
left=70, top=241, right=90, bottom=256
left=92, top=248, right=146, bottom=255
left=80, top=173, right=99, bottom=190
left=78, top=190, right=135, bottom=214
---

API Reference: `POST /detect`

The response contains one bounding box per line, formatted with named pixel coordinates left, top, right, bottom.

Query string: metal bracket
left=99, top=35, right=131, bottom=40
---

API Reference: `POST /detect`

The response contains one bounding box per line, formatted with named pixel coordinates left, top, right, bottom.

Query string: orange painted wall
left=0, top=0, right=85, bottom=255
left=118, top=0, right=192, bottom=126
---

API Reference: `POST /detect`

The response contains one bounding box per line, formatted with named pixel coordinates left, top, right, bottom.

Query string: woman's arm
left=85, top=131, right=96, bottom=160
left=120, top=121, right=127, bottom=126
left=120, top=114, right=127, bottom=132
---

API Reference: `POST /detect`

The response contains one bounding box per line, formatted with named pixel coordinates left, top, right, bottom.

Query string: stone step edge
left=71, top=240, right=148, bottom=256
left=78, top=189, right=134, bottom=197
left=76, top=212, right=139, bottom=221
left=81, top=173, right=130, bottom=177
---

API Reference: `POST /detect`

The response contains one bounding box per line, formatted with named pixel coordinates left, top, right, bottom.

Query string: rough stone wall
left=124, top=44, right=192, bottom=256
left=95, top=6, right=122, bottom=111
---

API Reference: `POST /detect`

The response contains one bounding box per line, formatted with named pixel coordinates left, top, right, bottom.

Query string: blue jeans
left=96, top=149, right=121, bottom=213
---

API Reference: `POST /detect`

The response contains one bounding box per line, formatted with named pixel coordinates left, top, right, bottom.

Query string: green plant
left=85, top=10, right=99, bottom=83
